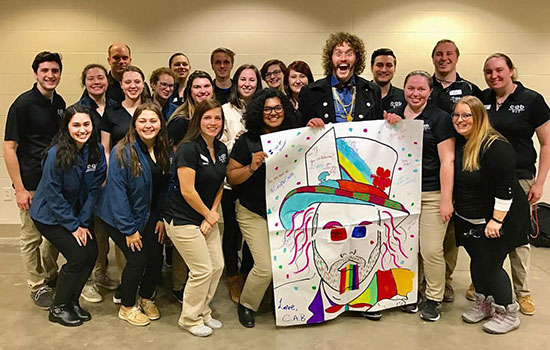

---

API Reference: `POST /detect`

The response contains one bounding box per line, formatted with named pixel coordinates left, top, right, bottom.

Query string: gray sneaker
left=420, top=299, right=440, bottom=322
left=31, top=285, right=54, bottom=310
left=95, top=274, right=119, bottom=290
left=483, top=302, right=520, bottom=334
left=462, top=293, right=493, bottom=324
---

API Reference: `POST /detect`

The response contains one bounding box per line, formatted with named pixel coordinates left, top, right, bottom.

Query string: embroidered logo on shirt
left=57, top=109, right=64, bottom=116
left=484, top=104, right=491, bottom=110
left=200, top=154, right=209, bottom=165
left=218, top=154, right=227, bottom=164
left=508, top=104, right=525, bottom=114
left=86, top=164, right=97, bottom=172
left=424, top=123, right=431, bottom=132
left=389, top=101, right=403, bottom=108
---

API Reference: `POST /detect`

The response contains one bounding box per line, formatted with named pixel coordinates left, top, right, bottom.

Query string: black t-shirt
left=381, top=84, right=405, bottom=112
left=391, top=104, right=455, bottom=191
left=429, top=73, right=482, bottom=113
left=230, top=132, right=267, bottom=218
left=164, top=136, right=227, bottom=226
left=167, top=117, right=190, bottom=147
left=136, top=135, right=162, bottom=217
left=481, top=82, right=550, bottom=179
left=169, top=83, right=185, bottom=106
left=214, top=80, right=231, bottom=105
left=100, top=104, right=132, bottom=149
left=4, top=84, right=66, bottom=190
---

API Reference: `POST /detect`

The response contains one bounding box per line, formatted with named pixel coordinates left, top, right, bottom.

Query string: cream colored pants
left=165, top=221, right=224, bottom=327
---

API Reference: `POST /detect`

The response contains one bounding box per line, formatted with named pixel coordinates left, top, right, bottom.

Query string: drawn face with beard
left=311, top=202, right=383, bottom=304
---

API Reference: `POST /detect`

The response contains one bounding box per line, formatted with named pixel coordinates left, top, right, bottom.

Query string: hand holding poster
left=261, top=120, right=423, bottom=326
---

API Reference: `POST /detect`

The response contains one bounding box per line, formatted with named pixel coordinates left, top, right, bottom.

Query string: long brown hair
left=168, top=70, right=214, bottom=122
left=181, top=99, right=224, bottom=145
left=456, top=96, right=504, bottom=171
left=116, top=102, right=171, bottom=177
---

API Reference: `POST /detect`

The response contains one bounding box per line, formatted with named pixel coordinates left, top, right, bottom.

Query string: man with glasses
left=211, top=47, right=235, bottom=105
left=299, top=32, right=382, bottom=127
left=150, top=67, right=178, bottom=120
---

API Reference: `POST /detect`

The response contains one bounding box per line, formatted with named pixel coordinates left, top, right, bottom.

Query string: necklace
left=332, top=87, right=356, bottom=122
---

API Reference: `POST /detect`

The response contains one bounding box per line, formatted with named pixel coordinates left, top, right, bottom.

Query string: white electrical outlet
left=2, top=187, right=13, bottom=201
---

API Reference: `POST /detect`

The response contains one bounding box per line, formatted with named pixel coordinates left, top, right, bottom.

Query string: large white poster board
left=261, top=120, right=423, bottom=326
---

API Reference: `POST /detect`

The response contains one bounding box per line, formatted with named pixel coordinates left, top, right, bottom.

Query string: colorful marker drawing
left=261, top=120, right=423, bottom=326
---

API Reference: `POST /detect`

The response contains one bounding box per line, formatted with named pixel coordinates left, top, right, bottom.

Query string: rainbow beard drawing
left=262, top=121, right=423, bottom=326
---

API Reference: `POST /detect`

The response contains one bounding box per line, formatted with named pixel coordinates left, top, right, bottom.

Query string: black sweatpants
left=101, top=216, right=163, bottom=307
left=221, top=189, right=253, bottom=276
left=34, top=220, right=98, bottom=306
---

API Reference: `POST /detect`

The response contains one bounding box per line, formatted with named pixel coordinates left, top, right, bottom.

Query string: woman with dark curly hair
left=226, top=88, right=299, bottom=328
left=299, top=32, right=382, bottom=127
left=30, top=105, right=107, bottom=326
left=284, top=60, right=314, bottom=110
left=260, top=59, right=287, bottom=93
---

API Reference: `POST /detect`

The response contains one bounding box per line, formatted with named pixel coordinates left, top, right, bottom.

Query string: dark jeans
left=463, top=238, right=513, bottom=306
left=221, top=189, right=253, bottom=276
left=33, top=220, right=98, bottom=306
left=101, top=216, right=163, bottom=307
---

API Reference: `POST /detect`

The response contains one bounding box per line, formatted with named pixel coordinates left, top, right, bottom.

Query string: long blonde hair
left=457, top=96, right=504, bottom=171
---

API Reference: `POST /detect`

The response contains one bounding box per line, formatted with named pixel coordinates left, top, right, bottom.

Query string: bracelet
left=492, top=217, right=503, bottom=224
left=248, top=165, right=256, bottom=173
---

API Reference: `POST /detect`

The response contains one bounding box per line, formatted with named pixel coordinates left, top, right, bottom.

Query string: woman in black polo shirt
left=387, top=70, right=455, bottom=322
left=481, top=53, right=550, bottom=315
left=226, top=88, right=299, bottom=328
left=101, top=66, right=150, bottom=160
left=163, top=99, right=227, bottom=337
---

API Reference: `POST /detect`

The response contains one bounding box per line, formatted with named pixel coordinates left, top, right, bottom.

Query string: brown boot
left=226, top=275, right=243, bottom=304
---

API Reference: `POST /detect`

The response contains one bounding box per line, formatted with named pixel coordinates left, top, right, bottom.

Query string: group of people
left=4, top=32, right=548, bottom=337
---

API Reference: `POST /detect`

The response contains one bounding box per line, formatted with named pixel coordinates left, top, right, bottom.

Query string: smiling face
left=452, top=102, right=474, bottom=139
left=152, top=73, right=175, bottom=102
left=107, top=45, right=131, bottom=76
left=264, top=64, right=284, bottom=89
left=484, top=57, right=515, bottom=92
left=34, top=61, right=61, bottom=94
left=287, top=69, right=309, bottom=96
left=211, top=52, right=233, bottom=80
left=200, top=107, right=223, bottom=139
left=84, top=67, right=107, bottom=98
left=262, top=97, right=285, bottom=133
left=311, top=203, right=382, bottom=304
left=68, top=112, right=93, bottom=148
left=404, top=75, right=431, bottom=111
left=121, top=71, right=144, bottom=101
left=371, top=55, right=396, bottom=86
left=135, top=109, right=161, bottom=143
left=237, top=68, right=258, bottom=100
left=170, top=55, right=190, bottom=81
left=331, top=42, right=356, bottom=82
left=190, top=77, right=214, bottom=104
left=432, top=42, right=458, bottom=76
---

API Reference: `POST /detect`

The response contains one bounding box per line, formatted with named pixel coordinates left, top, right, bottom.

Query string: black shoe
left=31, top=286, right=54, bottom=310
left=420, top=299, right=440, bottom=322
left=401, top=303, right=419, bottom=314
left=172, top=289, right=183, bottom=304
left=49, top=304, right=83, bottom=327
left=361, top=311, right=382, bottom=321
left=237, top=303, right=255, bottom=328
left=72, top=302, right=92, bottom=322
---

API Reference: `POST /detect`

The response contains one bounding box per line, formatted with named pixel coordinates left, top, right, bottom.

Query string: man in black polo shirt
left=3, top=51, right=65, bottom=309
left=106, top=42, right=150, bottom=103
left=430, top=39, right=482, bottom=113
left=210, top=47, right=235, bottom=105
left=370, top=48, right=405, bottom=112
left=299, top=32, right=382, bottom=127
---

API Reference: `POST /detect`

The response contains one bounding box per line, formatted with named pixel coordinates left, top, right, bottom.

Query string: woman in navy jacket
left=30, top=104, right=107, bottom=327
left=97, top=103, right=172, bottom=326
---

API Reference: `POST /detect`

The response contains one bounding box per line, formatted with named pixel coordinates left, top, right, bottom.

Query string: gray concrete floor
left=1, top=232, right=549, bottom=349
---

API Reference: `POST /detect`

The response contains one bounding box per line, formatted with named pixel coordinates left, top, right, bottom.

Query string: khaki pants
left=235, top=203, right=272, bottom=311
left=92, top=216, right=126, bottom=281
left=509, top=178, right=534, bottom=296
left=172, top=248, right=189, bottom=290
left=165, top=221, right=224, bottom=327
left=19, top=206, right=59, bottom=292
left=419, top=191, right=449, bottom=302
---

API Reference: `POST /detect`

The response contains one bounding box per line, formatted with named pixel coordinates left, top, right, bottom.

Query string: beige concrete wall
left=0, top=0, right=549, bottom=223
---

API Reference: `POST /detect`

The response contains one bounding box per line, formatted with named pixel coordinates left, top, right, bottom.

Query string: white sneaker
left=81, top=284, right=102, bottom=303
left=182, top=325, right=212, bottom=337
left=204, top=318, right=222, bottom=329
